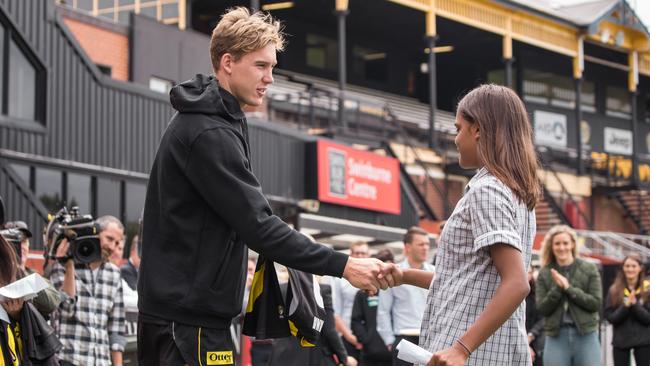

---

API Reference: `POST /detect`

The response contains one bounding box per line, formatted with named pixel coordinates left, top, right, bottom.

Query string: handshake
left=342, top=257, right=403, bottom=294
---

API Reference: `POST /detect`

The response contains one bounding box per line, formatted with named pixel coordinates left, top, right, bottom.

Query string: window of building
left=606, top=86, right=631, bottom=118
left=66, top=172, right=92, bottom=213
left=306, top=34, right=337, bottom=71
left=522, top=69, right=595, bottom=112
left=486, top=69, right=517, bottom=88
left=76, top=0, right=94, bottom=12
left=0, top=15, right=45, bottom=126
left=149, top=76, right=173, bottom=94
left=124, top=181, right=147, bottom=240
left=352, top=46, right=388, bottom=83
left=35, top=167, right=63, bottom=214
left=9, top=163, right=30, bottom=186
left=97, top=63, right=112, bottom=76
left=58, top=0, right=181, bottom=26
left=641, top=93, right=650, bottom=123
left=8, top=40, right=36, bottom=120
left=96, top=176, right=121, bottom=217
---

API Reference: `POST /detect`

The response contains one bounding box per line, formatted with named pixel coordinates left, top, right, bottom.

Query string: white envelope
left=0, top=273, right=50, bottom=302
left=396, top=339, right=433, bottom=365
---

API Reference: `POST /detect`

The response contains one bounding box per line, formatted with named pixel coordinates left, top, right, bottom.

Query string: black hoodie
left=138, top=74, right=348, bottom=328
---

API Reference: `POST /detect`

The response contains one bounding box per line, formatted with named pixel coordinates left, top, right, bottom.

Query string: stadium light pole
left=426, top=9, right=437, bottom=149
left=336, top=0, right=349, bottom=133
left=629, top=51, right=639, bottom=185
left=573, top=37, right=584, bottom=176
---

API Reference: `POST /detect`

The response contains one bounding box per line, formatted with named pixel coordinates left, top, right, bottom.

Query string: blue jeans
left=543, top=326, right=600, bottom=366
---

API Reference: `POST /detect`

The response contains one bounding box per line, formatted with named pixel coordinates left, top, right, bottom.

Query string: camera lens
left=73, top=238, right=101, bottom=264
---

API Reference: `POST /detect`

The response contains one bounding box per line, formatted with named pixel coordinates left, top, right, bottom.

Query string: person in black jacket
left=351, top=250, right=394, bottom=366
left=137, top=7, right=394, bottom=365
left=604, top=254, right=650, bottom=366
left=525, top=267, right=544, bottom=366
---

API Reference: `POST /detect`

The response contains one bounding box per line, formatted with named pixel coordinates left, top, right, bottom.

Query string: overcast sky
left=555, top=0, right=649, bottom=28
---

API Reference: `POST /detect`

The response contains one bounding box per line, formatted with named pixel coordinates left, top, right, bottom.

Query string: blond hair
left=540, top=225, right=579, bottom=267
left=210, top=7, right=285, bottom=73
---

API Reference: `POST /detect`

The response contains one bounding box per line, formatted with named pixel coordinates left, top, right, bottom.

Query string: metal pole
left=575, top=77, right=584, bottom=175
left=336, top=9, right=348, bottom=132
left=427, top=35, right=437, bottom=149
left=250, top=0, right=260, bottom=12
left=504, top=57, right=514, bottom=89
left=631, top=90, right=639, bottom=184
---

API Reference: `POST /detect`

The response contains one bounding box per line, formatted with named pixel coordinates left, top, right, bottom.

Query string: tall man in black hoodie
left=137, top=7, right=395, bottom=365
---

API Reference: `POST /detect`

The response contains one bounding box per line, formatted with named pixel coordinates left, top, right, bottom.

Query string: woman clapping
left=604, top=254, right=650, bottom=366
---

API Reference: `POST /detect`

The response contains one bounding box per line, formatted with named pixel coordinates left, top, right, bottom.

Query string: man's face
left=404, top=234, right=430, bottom=264
left=350, top=244, right=370, bottom=259
left=246, top=259, right=256, bottom=289
left=110, top=240, right=125, bottom=265
left=99, top=222, right=124, bottom=261
left=226, top=44, right=276, bottom=107
left=20, top=239, right=29, bottom=269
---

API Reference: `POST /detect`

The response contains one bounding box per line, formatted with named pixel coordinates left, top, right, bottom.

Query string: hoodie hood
left=170, top=74, right=245, bottom=121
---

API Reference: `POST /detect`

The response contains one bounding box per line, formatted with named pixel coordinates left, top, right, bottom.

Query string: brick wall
left=62, top=16, right=129, bottom=81
left=591, top=195, right=638, bottom=233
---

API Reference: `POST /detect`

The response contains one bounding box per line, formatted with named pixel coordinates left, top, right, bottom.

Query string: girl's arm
left=426, top=244, right=529, bottom=365
left=401, top=268, right=434, bottom=289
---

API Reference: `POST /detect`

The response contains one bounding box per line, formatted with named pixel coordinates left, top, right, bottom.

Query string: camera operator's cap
left=5, top=220, right=33, bottom=238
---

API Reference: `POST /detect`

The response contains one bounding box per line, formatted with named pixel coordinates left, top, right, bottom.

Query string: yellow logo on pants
left=206, top=351, right=234, bottom=365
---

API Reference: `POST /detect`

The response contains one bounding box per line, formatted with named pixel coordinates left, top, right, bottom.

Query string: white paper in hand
left=396, top=339, right=433, bottom=365
left=0, top=273, right=50, bottom=302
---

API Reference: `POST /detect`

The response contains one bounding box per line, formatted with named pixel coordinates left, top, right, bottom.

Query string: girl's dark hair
left=457, top=84, right=541, bottom=210
left=0, top=235, right=18, bottom=286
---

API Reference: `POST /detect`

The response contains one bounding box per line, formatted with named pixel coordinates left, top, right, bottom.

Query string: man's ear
left=221, top=53, right=234, bottom=75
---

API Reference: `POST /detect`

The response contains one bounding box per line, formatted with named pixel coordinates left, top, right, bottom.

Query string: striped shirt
left=50, top=261, right=126, bottom=366
left=418, top=168, right=534, bottom=366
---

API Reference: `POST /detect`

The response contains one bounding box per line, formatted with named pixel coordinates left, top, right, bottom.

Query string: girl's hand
left=426, top=343, right=469, bottom=366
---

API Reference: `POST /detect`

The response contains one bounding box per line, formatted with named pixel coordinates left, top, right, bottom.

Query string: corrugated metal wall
left=0, top=0, right=172, bottom=174
left=0, top=159, right=48, bottom=247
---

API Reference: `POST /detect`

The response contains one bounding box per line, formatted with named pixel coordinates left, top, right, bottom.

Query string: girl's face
left=454, top=115, right=480, bottom=169
left=622, top=258, right=642, bottom=284
left=551, top=232, right=574, bottom=264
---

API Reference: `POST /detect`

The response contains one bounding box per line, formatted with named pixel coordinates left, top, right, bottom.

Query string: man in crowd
left=137, top=6, right=394, bottom=365
left=120, top=235, right=140, bottom=291
left=50, top=215, right=126, bottom=366
left=332, top=241, right=371, bottom=360
left=377, top=226, right=435, bottom=366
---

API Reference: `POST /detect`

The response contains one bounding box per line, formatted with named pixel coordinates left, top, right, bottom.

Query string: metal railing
left=538, top=155, right=592, bottom=229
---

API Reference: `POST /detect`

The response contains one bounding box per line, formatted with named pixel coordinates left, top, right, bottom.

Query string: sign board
left=604, top=127, right=633, bottom=156
left=316, top=140, right=400, bottom=215
left=534, top=110, right=568, bottom=148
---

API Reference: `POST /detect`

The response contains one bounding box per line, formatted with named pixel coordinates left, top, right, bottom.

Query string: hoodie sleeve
left=185, top=127, right=348, bottom=277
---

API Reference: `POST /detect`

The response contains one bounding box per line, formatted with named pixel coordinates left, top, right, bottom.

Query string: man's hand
left=55, top=238, right=70, bottom=260
left=343, top=257, right=397, bottom=294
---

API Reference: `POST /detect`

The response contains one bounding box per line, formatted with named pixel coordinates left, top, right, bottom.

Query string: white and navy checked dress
left=418, top=167, right=535, bottom=366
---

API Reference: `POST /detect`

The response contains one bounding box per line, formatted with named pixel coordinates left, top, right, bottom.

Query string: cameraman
left=50, top=215, right=126, bottom=366
left=3, top=221, right=61, bottom=317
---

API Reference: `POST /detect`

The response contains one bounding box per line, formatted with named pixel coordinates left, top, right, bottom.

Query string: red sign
left=316, top=140, right=400, bottom=214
